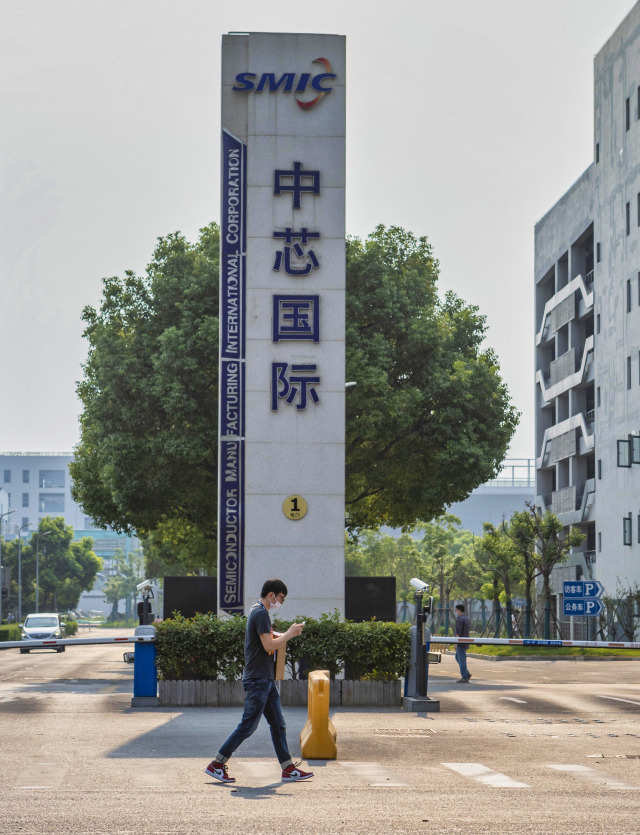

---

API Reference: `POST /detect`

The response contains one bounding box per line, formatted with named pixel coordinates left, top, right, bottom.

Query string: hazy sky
left=0, top=0, right=635, bottom=458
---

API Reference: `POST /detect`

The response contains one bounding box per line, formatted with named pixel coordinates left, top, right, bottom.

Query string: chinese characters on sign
left=271, top=163, right=323, bottom=411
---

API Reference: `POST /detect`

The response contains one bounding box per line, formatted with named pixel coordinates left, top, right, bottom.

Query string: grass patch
left=463, top=644, right=640, bottom=659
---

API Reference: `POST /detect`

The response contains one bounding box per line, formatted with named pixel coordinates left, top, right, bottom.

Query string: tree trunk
left=503, top=572, right=513, bottom=639
left=543, top=572, right=552, bottom=639
left=492, top=576, right=501, bottom=638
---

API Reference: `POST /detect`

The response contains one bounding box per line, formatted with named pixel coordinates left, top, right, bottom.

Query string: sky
left=0, top=0, right=636, bottom=459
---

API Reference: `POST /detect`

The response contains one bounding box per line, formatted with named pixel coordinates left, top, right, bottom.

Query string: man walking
left=205, top=578, right=314, bottom=784
left=455, top=603, right=472, bottom=683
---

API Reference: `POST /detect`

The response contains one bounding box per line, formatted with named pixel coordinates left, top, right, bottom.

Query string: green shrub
left=154, top=612, right=411, bottom=682
left=155, top=613, right=246, bottom=681
left=0, top=625, right=21, bottom=642
left=64, top=619, right=78, bottom=637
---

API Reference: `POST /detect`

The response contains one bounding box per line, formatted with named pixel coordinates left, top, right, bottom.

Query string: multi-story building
left=535, top=2, right=640, bottom=617
left=0, top=452, right=141, bottom=616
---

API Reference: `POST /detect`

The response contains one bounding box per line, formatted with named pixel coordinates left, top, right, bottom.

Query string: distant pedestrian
left=205, top=578, right=314, bottom=784
left=455, top=604, right=471, bottom=683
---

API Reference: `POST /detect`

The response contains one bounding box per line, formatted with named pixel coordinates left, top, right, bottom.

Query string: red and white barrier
left=430, top=636, right=640, bottom=650
left=0, top=634, right=154, bottom=651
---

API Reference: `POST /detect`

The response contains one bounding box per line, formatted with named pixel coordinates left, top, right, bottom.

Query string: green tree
left=479, top=522, right=523, bottom=638
left=102, top=547, right=145, bottom=621
left=345, top=226, right=518, bottom=531
left=345, top=529, right=429, bottom=603
left=71, top=223, right=518, bottom=572
left=416, top=515, right=474, bottom=634
left=508, top=508, right=541, bottom=637
left=510, top=504, right=585, bottom=639
left=3, top=518, right=101, bottom=614
left=70, top=224, right=220, bottom=573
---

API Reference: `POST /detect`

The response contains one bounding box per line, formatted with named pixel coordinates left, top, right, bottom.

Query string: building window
left=628, top=278, right=633, bottom=311
left=596, top=243, right=601, bottom=262
left=632, top=436, right=640, bottom=464
left=596, top=142, right=600, bottom=163
left=626, top=97, right=631, bottom=131
left=637, top=193, right=640, bottom=226
left=618, top=439, right=632, bottom=466
left=22, top=493, right=29, bottom=508
left=39, top=493, right=64, bottom=513
left=598, top=459, right=602, bottom=479
left=598, top=531, right=602, bottom=552
left=638, top=516, right=640, bottom=543
left=22, top=470, right=29, bottom=484
left=596, top=313, right=601, bottom=334
left=624, top=515, right=633, bottom=545
left=626, top=202, right=631, bottom=235
left=21, top=517, right=29, bottom=528
left=3, top=470, right=10, bottom=484
left=38, top=470, right=65, bottom=489
left=628, top=356, right=632, bottom=389
left=597, top=386, right=601, bottom=407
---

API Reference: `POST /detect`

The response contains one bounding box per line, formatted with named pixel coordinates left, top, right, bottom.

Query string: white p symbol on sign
left=585, top=600, right=596, bottom=614
left=584, top=583, right=594, bottom=596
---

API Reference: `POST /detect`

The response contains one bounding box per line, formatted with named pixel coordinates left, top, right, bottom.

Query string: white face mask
left=271, top=595, right=281, bottom=612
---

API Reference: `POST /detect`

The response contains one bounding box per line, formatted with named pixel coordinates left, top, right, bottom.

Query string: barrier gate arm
left=429, top=636, right=640, bottom=650
left=0, top=635, right=155, bottom=651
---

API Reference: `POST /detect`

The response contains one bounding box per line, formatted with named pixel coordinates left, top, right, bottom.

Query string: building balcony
left=535, top=273, right=594, bottom=347
left=536, top=335, right=594, bottom=403
left=537, top=413, right=594, bottom=468
left=538, top=478, right=595, bottom=524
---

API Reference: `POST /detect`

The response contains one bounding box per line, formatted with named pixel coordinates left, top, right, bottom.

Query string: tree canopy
left=345, top=226, right=518, bottom=530
left=71, top=222, right=518, bottom=575
left=3, top=517, right=101, bottom=614
left=70, top=224, right=220, bottom=572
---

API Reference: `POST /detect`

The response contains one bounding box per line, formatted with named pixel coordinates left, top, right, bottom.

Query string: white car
left=20, top=613, right=66, bottom=653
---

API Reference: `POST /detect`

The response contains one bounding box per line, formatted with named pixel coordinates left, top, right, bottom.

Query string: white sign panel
left=219, top=33, right=346, bottom=616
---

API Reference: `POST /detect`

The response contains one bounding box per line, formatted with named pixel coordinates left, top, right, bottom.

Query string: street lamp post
left=35, top=531, right=52, bottom=614
left=17, top=522, right=36, bottom=623
left=0, top=509, right=16, bottom=625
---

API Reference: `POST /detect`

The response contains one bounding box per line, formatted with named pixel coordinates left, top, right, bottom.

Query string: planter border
left=158, top=679, right=401, bottom=707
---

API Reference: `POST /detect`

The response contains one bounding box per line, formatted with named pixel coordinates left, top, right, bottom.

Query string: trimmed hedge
left=64, top=619, right=78, bottom=637
left=155, top=612, right=410, bottom=682
left=0, top=625, right=21, bottom=642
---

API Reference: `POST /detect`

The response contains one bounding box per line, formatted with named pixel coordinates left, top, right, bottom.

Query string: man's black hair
left=261, top=578, right=288, bottom=598
left=455, top=603, right=465, bottom=613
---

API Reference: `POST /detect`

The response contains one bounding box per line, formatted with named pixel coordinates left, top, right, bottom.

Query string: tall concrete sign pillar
left=219, top=33, right=346, bottom=618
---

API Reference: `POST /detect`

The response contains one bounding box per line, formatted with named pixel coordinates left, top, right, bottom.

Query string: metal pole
left=0, top=509, right=16, bottom=625
left=35, top=530, right=51, bottom=614
left=414, top=590, right=426, bottom=697
left=17, top=522, right=35, bottom=623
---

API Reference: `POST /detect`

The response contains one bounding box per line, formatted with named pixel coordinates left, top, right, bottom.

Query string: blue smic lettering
left=256, top=73, right=296, bottom=93
left=232, top=72, right=256, bottom=91
left=233, top=72, right=336, bottom=95
left=310, top=73, right=337, bottom=93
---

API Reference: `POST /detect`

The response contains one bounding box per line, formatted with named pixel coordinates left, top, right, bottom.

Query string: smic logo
left=232, top=57, right=336, bottom=110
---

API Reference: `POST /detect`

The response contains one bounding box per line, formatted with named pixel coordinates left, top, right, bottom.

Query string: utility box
left=345, top=576, right=396, bottom=622
left=163, top=576, right=217, bottom=620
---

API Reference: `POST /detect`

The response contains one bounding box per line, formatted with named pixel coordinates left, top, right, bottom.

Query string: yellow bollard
left=299, top=670, right=337, bottom=760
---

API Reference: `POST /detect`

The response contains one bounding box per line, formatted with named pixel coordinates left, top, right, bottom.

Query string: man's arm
left=259, top=622, right=305, bottom=653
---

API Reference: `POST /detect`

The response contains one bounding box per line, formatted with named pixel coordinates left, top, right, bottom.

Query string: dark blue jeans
left=455, top=645, right=470, bottom=679
left=217, top=679, right=293, bottom=768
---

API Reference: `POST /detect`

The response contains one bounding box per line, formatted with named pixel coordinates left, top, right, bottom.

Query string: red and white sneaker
left=205, top=761, right=235, bottom=783
left=281, top=762, right=314, bottom=782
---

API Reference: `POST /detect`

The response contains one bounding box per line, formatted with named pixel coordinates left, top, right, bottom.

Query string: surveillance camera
left=136, top=580, right=153, bottom=593
left=410, top=578, right=429, bottom=592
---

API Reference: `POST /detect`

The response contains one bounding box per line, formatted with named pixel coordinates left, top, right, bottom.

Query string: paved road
left=0, top=634, right=639, bottom=834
